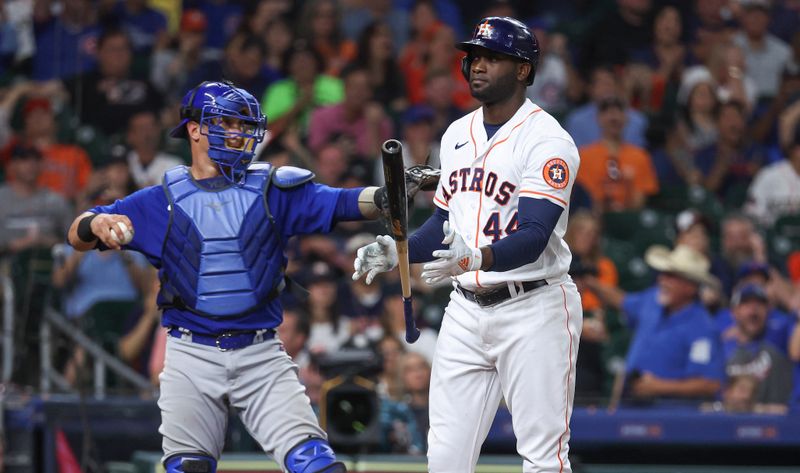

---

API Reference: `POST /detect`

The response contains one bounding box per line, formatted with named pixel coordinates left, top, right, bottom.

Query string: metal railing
left=40, top=307, right=157, bottom=399
left=2, top=272, right=14, bottom=383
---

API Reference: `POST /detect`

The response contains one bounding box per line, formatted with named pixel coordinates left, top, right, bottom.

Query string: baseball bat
left=380, top=139, right=420, bottom=343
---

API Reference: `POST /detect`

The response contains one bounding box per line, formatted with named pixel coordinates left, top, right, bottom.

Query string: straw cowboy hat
left=644, top=244, right=720, bottom=289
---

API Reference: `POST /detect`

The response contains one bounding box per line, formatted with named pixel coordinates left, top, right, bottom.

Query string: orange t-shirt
left=38, top=144, right=93, bottom=200
left=581, top=257, right=618, bottom=312
left=4, top=140, right=93, bottom=200
left=577, top=141, right=659, bottom=209
left=316, top=40, right=358, bottom=77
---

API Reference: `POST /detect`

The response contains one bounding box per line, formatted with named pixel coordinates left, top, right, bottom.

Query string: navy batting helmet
left=457, top=17, right=540, bottom=86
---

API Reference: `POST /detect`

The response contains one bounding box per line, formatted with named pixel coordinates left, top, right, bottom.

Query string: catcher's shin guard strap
left=285, top=438, right=346, bottom=473
left=165, top=454, right=217, bottom=473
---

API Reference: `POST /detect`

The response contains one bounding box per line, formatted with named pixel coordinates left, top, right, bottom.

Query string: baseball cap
left=23, top=97, right=51, bottom=118
left=180, top=10, right=208, bottom=33
left=675, top=209, right=711, bottom=234
left=402, top=105, right=435, bottom=126
left=102, top=144, right=129, bottom=167
left=303, top=260, right=339, bottom=285
left=731, top=283, right=768, bottom=306
left=735, top=261, right=770, bottom=282
left=677, top=66, right=715, bottom=106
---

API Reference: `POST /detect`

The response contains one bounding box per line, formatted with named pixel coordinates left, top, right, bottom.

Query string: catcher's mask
left=170, top=81, right=266, bottom=184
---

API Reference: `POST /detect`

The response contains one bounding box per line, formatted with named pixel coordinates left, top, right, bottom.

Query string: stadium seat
left=767, top=214, right=800, bottom=269
left=773, top=214, right=800, bottom=241
left=722, top=181, right=750, bottom=211
left=603, top=209, right=676, bottom=253
left=602, top=238, right=653, bottom=292
left=647, top=183, right=690, bottom=213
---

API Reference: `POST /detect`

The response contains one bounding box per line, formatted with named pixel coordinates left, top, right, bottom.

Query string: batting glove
left=421, top=221, right=482, bottom=285
left=352, top=235, right=399, bottom=284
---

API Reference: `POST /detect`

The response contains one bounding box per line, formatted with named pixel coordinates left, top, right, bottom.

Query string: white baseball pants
left=428, top=279, right=582, bottom=473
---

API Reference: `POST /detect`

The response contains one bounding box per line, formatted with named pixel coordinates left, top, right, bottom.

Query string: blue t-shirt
left=90, top=176, right=352, bottom=333
left=59, top=245, right=149, bottom=319
left=33, top=19, right=100, bottom=80
left=113, top=3, right=168, bottom=53
left=623, top=286, right=725, bottom=382
left=197, top=1, right=242, bottom=50
left=565, top=103, right=648, bottom=148
left=714, top=307, right=795, bottom=352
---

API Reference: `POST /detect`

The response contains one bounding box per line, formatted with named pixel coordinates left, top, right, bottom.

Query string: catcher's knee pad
left=285, top=438, right=346, bottom=473
left=164, top=453, right=217, bottom=473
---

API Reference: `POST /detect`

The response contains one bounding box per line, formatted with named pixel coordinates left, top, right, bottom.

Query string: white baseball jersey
left=433, top=98, right=580, bottom=290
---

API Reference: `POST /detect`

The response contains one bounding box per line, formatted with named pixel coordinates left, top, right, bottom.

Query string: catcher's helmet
left=170, top=81, right=266, bottom=184
left=457, top=17, right=540, bottom=86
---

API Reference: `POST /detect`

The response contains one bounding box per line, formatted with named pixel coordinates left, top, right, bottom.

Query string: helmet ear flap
left=523, top=62, right=535, bottom=86
left=461, top=55, right=471, bottom=83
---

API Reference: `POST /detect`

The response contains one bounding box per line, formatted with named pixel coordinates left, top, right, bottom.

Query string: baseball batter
left=65, top=81, right=437, bottom=473
left=354, top=18, right=583, bottom=473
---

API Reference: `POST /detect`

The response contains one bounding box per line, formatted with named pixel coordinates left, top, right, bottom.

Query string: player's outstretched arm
left=356, top=165, right=441, bottom=220
left=356, top=187, right=384, bottom=220
left=68, top=211, right=134, bottom=251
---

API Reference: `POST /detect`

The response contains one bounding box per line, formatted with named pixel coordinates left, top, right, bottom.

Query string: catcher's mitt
left=404, top=164, right=441, bottom=195
left=373, top=164, right=441, bottom=220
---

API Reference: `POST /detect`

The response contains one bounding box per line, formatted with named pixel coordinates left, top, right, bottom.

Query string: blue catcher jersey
left=89, top=165, right=346, bottom=333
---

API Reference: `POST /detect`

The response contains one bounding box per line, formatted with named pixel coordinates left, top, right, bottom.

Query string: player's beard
left=470, top=70, right=520, bottom=105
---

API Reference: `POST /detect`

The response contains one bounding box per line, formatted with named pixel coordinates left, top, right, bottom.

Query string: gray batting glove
left=352, top=235, right=399, bottom=284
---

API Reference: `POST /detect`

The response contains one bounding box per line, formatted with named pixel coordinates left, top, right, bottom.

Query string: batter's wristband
left=77, top=214, right=98, bottom=242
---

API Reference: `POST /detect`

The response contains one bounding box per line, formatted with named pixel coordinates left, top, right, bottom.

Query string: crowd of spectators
left=2, top=0, right=800, bottom=455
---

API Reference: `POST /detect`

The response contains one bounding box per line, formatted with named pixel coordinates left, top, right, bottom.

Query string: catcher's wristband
left=373, top=186, right=388, bottom=210
left=77, top=214, right=99, bottom=242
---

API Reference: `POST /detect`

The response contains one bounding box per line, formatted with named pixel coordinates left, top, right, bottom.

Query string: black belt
left=456, top=279, right=547, bottom=307
left=168, top=327, right=276, bottom=351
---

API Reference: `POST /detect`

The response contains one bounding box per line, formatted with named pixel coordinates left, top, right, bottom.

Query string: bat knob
left=403, top=297, right=420, bottom=344
left=405, top=328, right=421, bottom=344
left=382, top=139, right=402, bottom=154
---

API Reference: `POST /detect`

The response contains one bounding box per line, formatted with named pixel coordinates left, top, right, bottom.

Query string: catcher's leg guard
left=284, top=438, right=346, bottom=473
left=164, top=453, right=217, bottom=473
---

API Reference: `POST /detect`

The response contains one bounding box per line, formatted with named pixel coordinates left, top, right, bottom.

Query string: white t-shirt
left=733, top=32, right=792, bottom=98
left=128, top=151, right=184, bottom=188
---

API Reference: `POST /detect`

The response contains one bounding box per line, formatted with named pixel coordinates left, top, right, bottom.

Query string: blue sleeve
left=270, top=182, right=355, bottom=237
left=333, top=187, right=365, bottom=223
left=487, top=197, right=562, bottom=272
left=88, top=185, right=167, bottom=265
left=409, top=207, right=448, bottom=264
